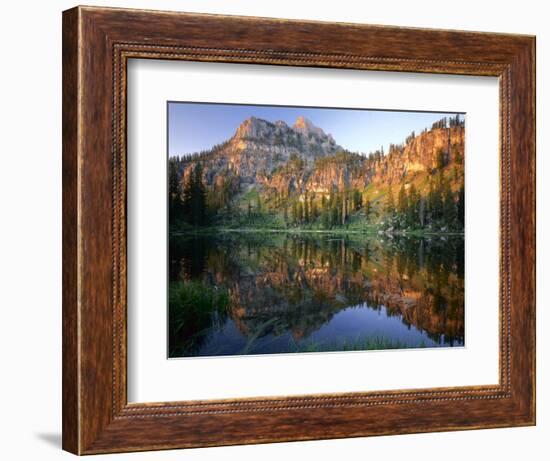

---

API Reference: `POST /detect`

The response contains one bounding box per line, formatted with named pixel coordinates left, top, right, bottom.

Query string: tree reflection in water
left=169, top=232, right=464, bottom=357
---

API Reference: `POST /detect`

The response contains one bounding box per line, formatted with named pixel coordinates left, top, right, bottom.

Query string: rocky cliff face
left=372, top=127, right=465, bottom=185
left=176, top=115, right=464, bottom=202
left=180, top=116, right=340, bottom=187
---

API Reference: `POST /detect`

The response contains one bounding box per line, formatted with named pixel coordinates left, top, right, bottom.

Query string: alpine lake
left=168, top=231, right=465, bottom=358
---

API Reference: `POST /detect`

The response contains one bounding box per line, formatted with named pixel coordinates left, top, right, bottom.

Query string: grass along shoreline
left=285, top=336, right=429, bottom=353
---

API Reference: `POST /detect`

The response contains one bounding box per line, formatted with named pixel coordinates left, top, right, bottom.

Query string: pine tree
left=386, top=184, right=395, bottom=216
left=291, top=200, right=299, bottom=225
left=364, top=199, right=372, bottom=222
left=330, top=203, right=338, bottom=227
left=182, top=170, right=194, bottom=220
left=256, top=194, right=262, bottom=213
left=297, top=201, right=304, bottom=224
left=453, top=146, right=462, bottom=165
left=341, top=191, right=347, bottom=225
left=443, top=180, right=455, bottom=228
left=426, top=179, right=437, bottom=224
left=407, top=184, right=419, bottom=227
left=311, top=199, right=318, bottom=221
left=192, top=163, right=206, bottom=225
left=418, top=196, right=426, bottom=228
left=429, top=173, right=446, bottom=224
left=322, top=207, right=330, bottom=229
left=353, top=189, right=362, bottom=210
left=182, top=163, right=207, bottom=226
left=397, top=184, right=407, bottom=214
left=457, top=185, right=465, bottom=230
left=168, top=160, right=182, bottom=220
left=435, top=148, right=446, bottom=170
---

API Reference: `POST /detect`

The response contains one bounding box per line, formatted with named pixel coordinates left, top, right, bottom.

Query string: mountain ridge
left=169, top=114, right=465, bottom=232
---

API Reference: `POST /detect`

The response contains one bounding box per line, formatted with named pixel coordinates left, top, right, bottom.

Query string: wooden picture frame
left=62, top=5, right=535, bottom=455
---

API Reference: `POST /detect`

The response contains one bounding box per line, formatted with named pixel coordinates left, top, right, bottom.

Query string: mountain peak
left=294, top=115, right=309, bottom=127
left=233, top=116, right=271, bottom=140
left=293, top=116, right=326, bottom=138
left=230, top=114, right=339, bottom=155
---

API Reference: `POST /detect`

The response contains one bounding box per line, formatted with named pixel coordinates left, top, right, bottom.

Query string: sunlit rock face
left=372, top=127, right=465, bottom=185
left=174, top=115, right=464, bottom=200
left=178, top=116, right=340, bottom=186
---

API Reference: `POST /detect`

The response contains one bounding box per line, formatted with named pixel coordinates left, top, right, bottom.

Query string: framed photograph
left=62, top=6, right=535, bottom=455
left=166, top=102, right=466, bottom=359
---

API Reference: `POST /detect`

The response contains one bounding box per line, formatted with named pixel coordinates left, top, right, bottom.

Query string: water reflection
left=168, top=232, right=464, bottom=357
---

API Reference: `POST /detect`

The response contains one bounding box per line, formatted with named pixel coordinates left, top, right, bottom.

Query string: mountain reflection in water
left=168, top=232, right=464, bottom=357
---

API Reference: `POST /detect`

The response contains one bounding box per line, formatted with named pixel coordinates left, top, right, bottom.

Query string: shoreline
left=169, top=227, right=465, bottom=237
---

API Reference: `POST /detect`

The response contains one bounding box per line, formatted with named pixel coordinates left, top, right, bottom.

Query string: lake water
left=168, top=232, right=464, bottom=357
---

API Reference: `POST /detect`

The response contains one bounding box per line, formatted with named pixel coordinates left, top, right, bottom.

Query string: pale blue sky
left=168, top=102, right=464, bottom=158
